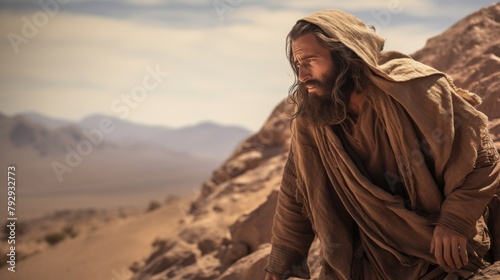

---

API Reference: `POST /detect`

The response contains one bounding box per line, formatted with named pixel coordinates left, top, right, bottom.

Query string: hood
left=301, top=10, right=441, bottom=83
left=300, top=9, right=481, bottom=105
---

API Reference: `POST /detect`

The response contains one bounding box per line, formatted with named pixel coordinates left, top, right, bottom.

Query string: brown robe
left=265, top=9, right=500, bottom=280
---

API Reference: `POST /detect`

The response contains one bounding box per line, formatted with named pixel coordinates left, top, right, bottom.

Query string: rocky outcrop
left=468, top=261, right=500, bottom=279
left=217, top=244, right=271, bottom=280
left=131, top=4, right=500, bottom=280
left=228, top=190, right=278, bottom=253
left=189, top=99, right=293, bottom=216
left=129, top=99, right=293, bottom=279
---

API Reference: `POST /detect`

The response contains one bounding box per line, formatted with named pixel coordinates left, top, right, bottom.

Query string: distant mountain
left=23, top=111, right=73, bottom=129
left=78, top=114, right=174, bottom=145
left=157, top=121, right=253, bottom=160
left=2, top=114, right=86, bottom=156
left=6, top=112, right=252, bottom=161
left=78, top=114, right=251, bottom=160
left=0, top=112, right=251, bottom=218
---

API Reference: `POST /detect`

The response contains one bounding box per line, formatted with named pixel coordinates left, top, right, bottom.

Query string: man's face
left=291, top=32, right=342, bottom=126
left=292, top=33, right=335, bottom=97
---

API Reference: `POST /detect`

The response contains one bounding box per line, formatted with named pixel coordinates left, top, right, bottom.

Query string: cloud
left=0, top=7, right=296, bottom=130
left=0, top=1, right=494, bottom=130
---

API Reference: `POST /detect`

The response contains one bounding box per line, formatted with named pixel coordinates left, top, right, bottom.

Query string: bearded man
left=264, top=10, right=500, bottom=280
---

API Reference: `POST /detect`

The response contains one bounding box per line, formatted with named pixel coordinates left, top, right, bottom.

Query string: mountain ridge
left=3, top=111, right=252, bottom=161
left=0, top=111, right=251, bottom=219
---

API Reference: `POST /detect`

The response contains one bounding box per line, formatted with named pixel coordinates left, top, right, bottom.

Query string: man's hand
left=430, top=224, right=468, bottom=270
left=265, top=273, right=281, bottom=280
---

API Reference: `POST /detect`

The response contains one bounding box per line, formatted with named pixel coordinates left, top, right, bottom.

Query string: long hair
left=286, top=20, right=370, bottom=125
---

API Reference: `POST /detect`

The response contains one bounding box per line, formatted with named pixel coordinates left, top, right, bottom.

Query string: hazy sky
left=0, top=0, right=495, bottom=131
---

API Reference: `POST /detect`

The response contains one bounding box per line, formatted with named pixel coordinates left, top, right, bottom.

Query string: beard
left=296, top=76, right=351, bottom=126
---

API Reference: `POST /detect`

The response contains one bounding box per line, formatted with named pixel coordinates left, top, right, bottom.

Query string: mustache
left=302, top=80, right=322, bottom=88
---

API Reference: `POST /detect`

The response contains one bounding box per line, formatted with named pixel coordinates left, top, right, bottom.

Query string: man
left=264, top=9, right=500, bottom=280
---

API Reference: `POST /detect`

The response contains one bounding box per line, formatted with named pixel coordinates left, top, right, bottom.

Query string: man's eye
left=306, top=58, right=316, bottom=63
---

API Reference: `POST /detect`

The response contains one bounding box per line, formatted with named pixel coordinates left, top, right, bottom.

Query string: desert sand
left=0, top=199, right=188, bottom=280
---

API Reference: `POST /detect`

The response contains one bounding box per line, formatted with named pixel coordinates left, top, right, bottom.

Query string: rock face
left=130, top=100, right=294, bottom=280
left=131, top=4, right=500, bottom=280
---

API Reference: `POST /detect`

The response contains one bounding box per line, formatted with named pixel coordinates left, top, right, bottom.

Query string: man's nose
left=298, top=67, right=311, bottom=83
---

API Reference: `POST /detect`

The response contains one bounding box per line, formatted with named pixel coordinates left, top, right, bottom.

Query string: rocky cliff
left=131, top=4, right=500, bottom=279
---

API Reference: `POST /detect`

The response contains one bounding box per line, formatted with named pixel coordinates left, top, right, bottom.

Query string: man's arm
left=432, top=149, right=500, bottom=270
left=264, top=151, right=316, bottom=279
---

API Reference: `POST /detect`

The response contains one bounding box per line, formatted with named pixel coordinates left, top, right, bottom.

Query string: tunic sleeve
left=265, top=150, right=316, bottom=279
left=438, top=133, right=500, bottom=239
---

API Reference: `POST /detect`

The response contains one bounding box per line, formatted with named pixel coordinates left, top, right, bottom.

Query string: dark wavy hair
left=286, top=20, right=371, bottom=125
